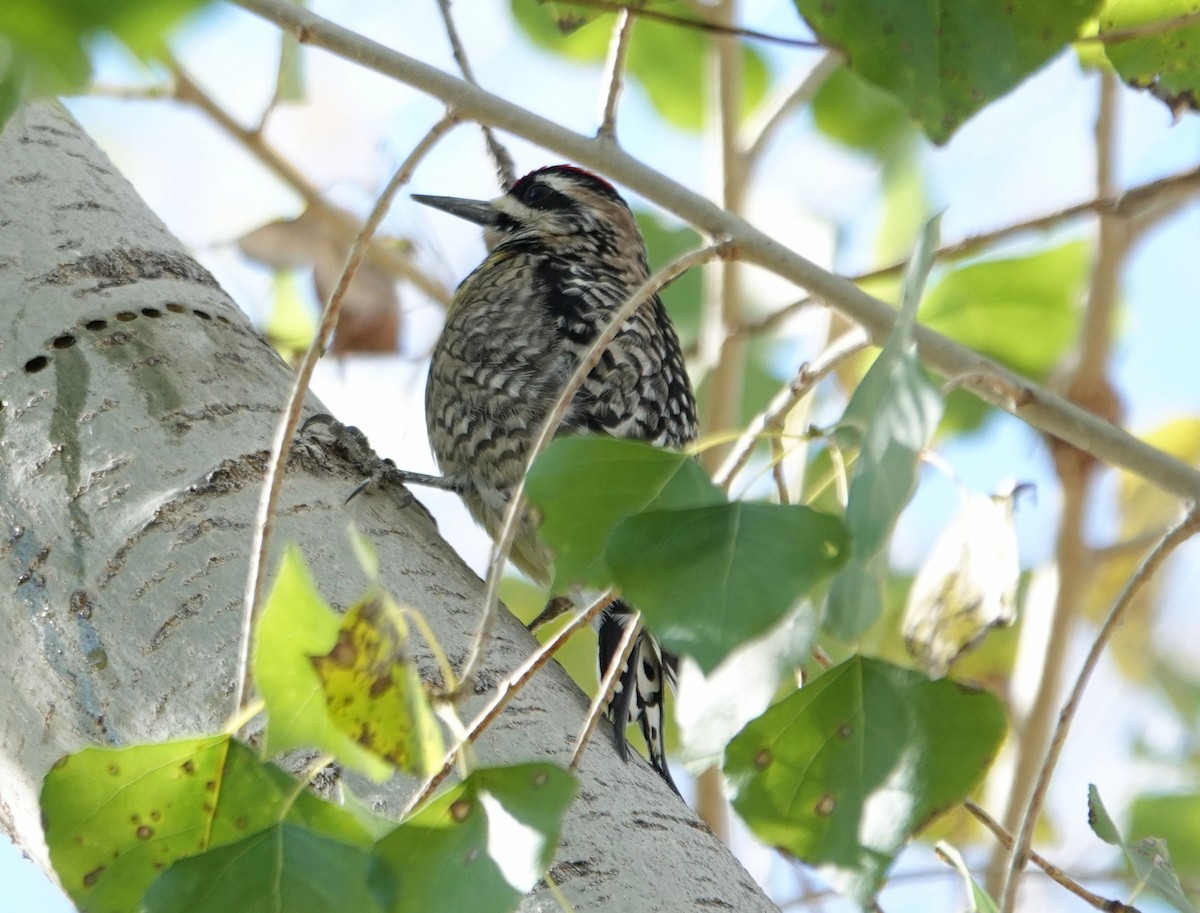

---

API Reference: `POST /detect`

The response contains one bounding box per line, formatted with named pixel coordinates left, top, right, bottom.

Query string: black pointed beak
left=411, top=193, right=498, bottom=227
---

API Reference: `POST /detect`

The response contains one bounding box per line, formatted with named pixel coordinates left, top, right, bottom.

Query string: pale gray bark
left=0, top=103, right=778, bottom=912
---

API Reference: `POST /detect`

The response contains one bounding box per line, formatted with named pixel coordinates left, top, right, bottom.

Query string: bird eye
left=519, top=181, right=552, bottom=206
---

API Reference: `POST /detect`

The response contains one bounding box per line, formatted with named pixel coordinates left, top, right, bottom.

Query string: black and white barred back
left=417, top=166, right=696, bottom=789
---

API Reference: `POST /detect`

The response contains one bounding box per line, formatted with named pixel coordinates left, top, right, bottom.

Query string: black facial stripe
left=511, top=165, right=625, bottom=209
left=513, top=182, right=574, bottom=212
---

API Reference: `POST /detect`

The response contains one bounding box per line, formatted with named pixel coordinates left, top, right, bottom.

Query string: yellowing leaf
left=1101, top=0, right=1200, bottom=120
left=311, top=596, right=444, bottom=777
left=254, top=547, right=392, bottom=781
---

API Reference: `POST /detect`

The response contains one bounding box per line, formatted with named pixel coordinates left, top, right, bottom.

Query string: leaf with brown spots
left=724, top=655, right=1007, bottom=908
left=254, top=546, right=393, bottom=781
left=370, top=764, right=576, bottom=913
left=40, top=736, right=372, bottom=913
left=310, top=596, right=444, bottom=778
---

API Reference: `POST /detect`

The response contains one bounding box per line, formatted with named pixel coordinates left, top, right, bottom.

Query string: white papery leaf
left=903, top=486, right=1022, bottom=677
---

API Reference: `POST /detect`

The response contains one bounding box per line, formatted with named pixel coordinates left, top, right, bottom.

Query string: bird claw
left=299, top=413, right=429, bottom=516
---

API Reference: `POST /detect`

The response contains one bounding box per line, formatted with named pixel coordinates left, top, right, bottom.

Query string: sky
left=5, top=1, right=1200, bottom=910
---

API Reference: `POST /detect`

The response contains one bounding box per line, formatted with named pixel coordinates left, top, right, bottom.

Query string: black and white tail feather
left=598, top=601, right=679, bottom=793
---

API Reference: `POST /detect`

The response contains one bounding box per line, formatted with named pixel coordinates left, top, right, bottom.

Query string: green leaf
left=264, top=270, right=318, bottom=361
left=1101, top=0, right=1200, bottom=119
left=1132, top=792, right=1200, bottom=882
left=274, top=19, right=307, bottom=104
left=840, top=348, right=942, bottom=558
left=876, top=152, right=930, bottom=266
left=827, top=219, right=944, bottom=639
left=793, top=0, right=1101, bottom=144
left=1089, top=784, right=1198, bottom=912
left=607, top=502, right=848, bottom=673
left=0, top=40, right=29, bottom=129
left=675, top=605, right=818, bottom=770
left=510, top=0, right=770, bottom=131
left=922, top=242, right=1088, bottom=380
left=824, top=554, right=886, bottom=643
left=0, top=0, right=211, bottom=127
left=936, top=841, right=1001, bottom=913
left=725, top=656, right=1007, bottom=907
left=309, top=595, right=445, bottom=777
left=812, top=65, right=918, bottom=157
left=40, top=736, right=372, bottom=913
left=143, top=824, right=379, bottom=913
left=254, top=546, right=393, bottom=781
left=370, top=765, right=576, bottom=913
left=924, top=240, right=1088, bottom=433
left=526, top=437, right=724, bottom=591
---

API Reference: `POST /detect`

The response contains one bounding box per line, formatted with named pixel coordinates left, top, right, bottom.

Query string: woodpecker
left=413, top=165, right=697, bottom=790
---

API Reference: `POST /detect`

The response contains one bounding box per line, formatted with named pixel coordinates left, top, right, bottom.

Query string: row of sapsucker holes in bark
left=21, top=303, right=236, bottom=375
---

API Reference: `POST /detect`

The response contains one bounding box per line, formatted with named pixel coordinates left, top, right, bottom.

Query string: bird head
left=413, top=165, right=646, bottom=263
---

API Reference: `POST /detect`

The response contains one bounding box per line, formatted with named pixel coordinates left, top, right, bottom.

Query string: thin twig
left=435, top=0, right=515, bottom=189
left=569, top=611, right=641, bottom=773
left=731, top=295, right=814, bottom=341
left=231, top=0, right=1200, bottom=502
left=715, top=328, right=869, bottom=492
left=995, top=69, right=1123, bottom=907
left=1088, top=528, right=1168, bottom=565
left=769, top=442, right=790, bottom=504
left=1080, top=9, right=1200, bottom=45
left=253, top=29, right=302, bottom=133
left=597, top=5, right=636, bottom=143
left=941, top=371, right=1033, bottom=408
left=965, top=800, right=1140, bottom=913
left=999, top=508, right=1200, bottom=911
left=556, top=0, right=820, bottom=48
left=166, top=56, right=452, bottom=306
left=740, top=161, right=1200, bottom=339
left=402, top=591, right=614, bottom=816
left=231, top=112, right=460, bottom=717
left=441, top=241, right=733, bottom=703
left=742, top=50, right=841, bottom=166
left=89, top=82, right=173, bottom=100
left=853, top=165, right=1200, bottom=287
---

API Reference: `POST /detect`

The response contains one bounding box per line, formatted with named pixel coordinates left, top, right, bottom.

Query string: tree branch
left=597, top=5, right=635, bottom=143
left=553, top=0, right=820, bottom=48
left=966, top=800, right=1140, bottom=913
left=1000, top=507, right=1200, bottom=910
left=434, top=0, right=515, bottom=189
left=166, top=57, right=452, bottom=306
left=229, top=0, right=1200, bottom=502
left=854, top=164, right=1200, bottom=286
left=742, top=50, right=840, bottom=166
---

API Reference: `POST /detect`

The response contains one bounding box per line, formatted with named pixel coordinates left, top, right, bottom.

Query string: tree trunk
left=0, top=103, right=778, bottom=913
